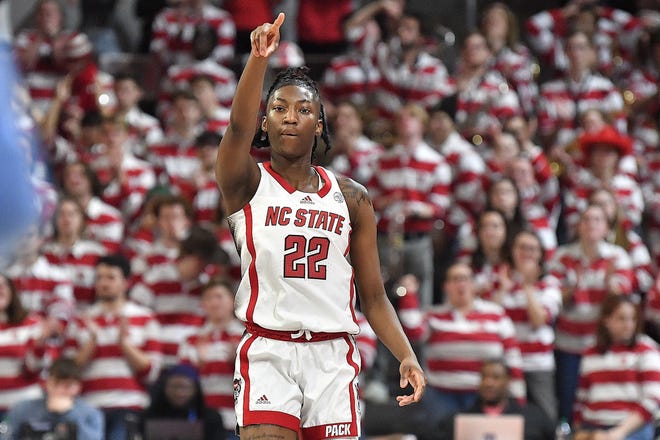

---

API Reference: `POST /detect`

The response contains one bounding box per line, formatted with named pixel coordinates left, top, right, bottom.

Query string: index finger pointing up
left=271, top=12, right=285, bottom=31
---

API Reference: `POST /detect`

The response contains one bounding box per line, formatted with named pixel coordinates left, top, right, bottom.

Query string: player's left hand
left=396, top=356, right=426, bottom=406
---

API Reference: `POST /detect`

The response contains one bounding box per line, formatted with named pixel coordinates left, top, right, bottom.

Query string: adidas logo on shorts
left=255, top=394, right=271, bottom=404
left=300, top=195, right=314, bottom=204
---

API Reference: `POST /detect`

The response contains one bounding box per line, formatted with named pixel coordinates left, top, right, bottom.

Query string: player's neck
left=270, top=160, right=319, bottom=192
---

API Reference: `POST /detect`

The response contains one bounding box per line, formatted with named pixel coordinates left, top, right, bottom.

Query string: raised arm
left=339, top=176, right=426, bottom=406
left=216, top=13, right=285, bottom=215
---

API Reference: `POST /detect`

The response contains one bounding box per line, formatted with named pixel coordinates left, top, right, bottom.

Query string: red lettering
left=314, top=211, right=329, bottom=230
left=294, top=209, right=306, bottom=227
left=278, top=207, right=292, bottom=225
left=307, top=210, right=320, bottom=226
left=334, top=215, right=346, bottom=235
left=327, top=212, right=338, bottom=231
left=265, top=206, right=279, bottom=226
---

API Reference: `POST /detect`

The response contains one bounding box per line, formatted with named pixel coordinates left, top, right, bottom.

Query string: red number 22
left=283, top=235, right=330, bottom=280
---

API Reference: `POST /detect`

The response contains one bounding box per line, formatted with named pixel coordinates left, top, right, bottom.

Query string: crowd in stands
left=0, top=0, right=660, bottom=439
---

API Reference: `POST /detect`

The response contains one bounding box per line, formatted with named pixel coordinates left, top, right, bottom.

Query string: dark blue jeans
left=555, top=350, right=582, bottom=423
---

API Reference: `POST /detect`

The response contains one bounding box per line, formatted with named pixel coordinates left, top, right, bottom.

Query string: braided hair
left=253, top=67, right=331, bottom=161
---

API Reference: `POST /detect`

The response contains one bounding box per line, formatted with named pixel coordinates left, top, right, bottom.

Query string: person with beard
left=64, top=254, right=162, bottom=440
left=438, top=359, right=555, bottom=440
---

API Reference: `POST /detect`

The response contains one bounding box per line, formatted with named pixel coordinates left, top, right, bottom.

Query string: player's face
left=264, top=85, right=322, bottom=160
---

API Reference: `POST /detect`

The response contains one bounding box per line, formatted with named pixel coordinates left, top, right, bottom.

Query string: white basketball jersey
left=227, top=162, right=359, bottom=334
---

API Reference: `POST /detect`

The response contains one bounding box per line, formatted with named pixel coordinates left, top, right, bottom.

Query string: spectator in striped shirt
left=548, top=204, right=634, bottom=423
left=178, top=277, right=243, bottom=438
left=190, top=74, right=230, bottom=136
left=113, top=74, right=164, bottom=157
left=562, top=125, right=643, bottom=240
left=149, top=0, right=236, bottom=68
left=66, top=254, right=162, bottom=440
left=484, top=230, right=562, bottom=422
left=13, top=0, right=87, bottom=118
left=61, top=161, right=125, bottom=253
left=6, top=224, right=74, bottom=327
left=457, top=209, right=510, bottom=297
left=42, top=197, right=107, bottom=311
left=480, top=2, right=539, bottom=119
left=0, top=274, right=50, bottom=416
left=368, top=104, right=451, bottom=307
left=124, top=194, right=193, bottom=277
left=453, top=31, right=522, bottom=144
left=397, top=263, right=525, bottom=425
left=588, top=188, right=654, bottom=296
left=131, top=226, right=225, bottom=367
left=373, top=9, right=454, bottom=121
left=147, top=90, right=204, bottom=184
left=537, top=31, right=625, bottom=161
left=91, top=116, right=157, bottom=223
left=573, top=295, right=660, bottom=440
left=323, top=101, right=383, bottom=186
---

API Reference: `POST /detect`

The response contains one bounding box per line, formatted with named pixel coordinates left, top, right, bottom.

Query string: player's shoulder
left=336, top=175, right=371, bottom=207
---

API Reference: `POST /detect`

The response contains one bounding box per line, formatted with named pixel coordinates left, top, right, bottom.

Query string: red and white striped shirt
left=368, top=141, right=452, bottom=233
left=434, top=132, right=486, bottom=234
left=525, top=7, right=643, bottom=75
left=41, top=239, right=107, bottom=311
left=130, top=263, right=208, bottom=366
left=92, top=153, right=156, bottom=222
left=122, top=106, right=164, bottom=150
left=85, top=197, right=125, bottom=253
left=562, top=170, right=644, bottom=237
left=178, top=319, right=244, bottom=430
left=548, top=241, right=634, bottom=354
left=321, top=53, right=380, bottom=108
left=455, top=70, right=522, bottom=140
left=398, top=293, right=526, bottom=400
left=146, top=129, right=202, bottom=183
left=0, top=315, right=47, bottom=411
left=64, top=301, right=162, bottom=409
left=374, top=43, right=454, bottom=119
left=490, top=46, right=539, bottom=117
left=326, top=135, right=383, bottom=186
left=6, top=256, right=74, bottom=320
left=150, top=4, right=235, bottom=67
left=574, top=336, right=660, bottom=427
left=537, top=72, right=625, bottom=148
left=482, top=274, right=562, bottom=372
left=13, top=30, right=80, bottom=115
left=161, top=59, right=236, bottom=110
left=644, top=275, right=660, bottom=328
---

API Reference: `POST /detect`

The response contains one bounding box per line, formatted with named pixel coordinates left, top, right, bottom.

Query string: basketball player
left=215, top=12, right=426, bottom=440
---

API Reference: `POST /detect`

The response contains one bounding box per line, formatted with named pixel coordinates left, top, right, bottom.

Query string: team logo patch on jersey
left=300, top=195, right=315, bottom=204
left=233, top=378, right=242, bottom=403
left=333, top=192, right=344, bottom=203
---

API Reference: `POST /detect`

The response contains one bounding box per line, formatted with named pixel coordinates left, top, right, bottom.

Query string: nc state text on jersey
left=265, top=206, right=347, bottom=235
